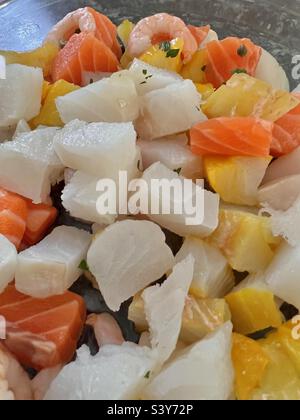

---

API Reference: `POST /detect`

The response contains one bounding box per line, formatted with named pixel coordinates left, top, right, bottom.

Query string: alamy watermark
left=96, top=171, right=206, bottom=226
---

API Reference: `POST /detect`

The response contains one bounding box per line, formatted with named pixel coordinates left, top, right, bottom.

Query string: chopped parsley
left=142, top=69, right=148, bottom=75
left=159, top=41, right=171, bottom=52
left=140, top=81, right=147, bottom=85
left=237, top=44, right=248, bottom=57
left=232, top=68, right=248, bottom=75
left=144, top=371, right=151, bottom=379
left=166, top=48, right=180, bottom=58
left=78, top=260, right=89, bottom=271
left=174, top=168, right=182, bottom=175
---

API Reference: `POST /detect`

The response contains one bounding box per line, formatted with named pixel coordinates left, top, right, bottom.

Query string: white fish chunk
left=56, top=72, right=139, bottom=124
left=0, top=234, right=17, bottom=293
left=44, top=343, right=157, bottom=400
left=0, top=127, right=64, bottom=203
left=13, top=119, right=31, bottom=139
left=54, top=120, right=138, bottom=180
left=15, top=226, right=91, bottom=298
left=139, top=135, right=204, bottom=179
left=258, top=174, right=300, bottom=211
left=62, top=171, right=117, bottom=225
left=142, top=255, right=194, bottom=366
left=128, top=59, right=182, bottom=95
left=255, top=49, right=290, bottom=91
left=143, top=322, right=234, bottom=400
left=175, top=237, right=234, bottom=298
left=265, top=242, right=300, bottom=310
left=0, top=64, right=43, bottom=128
left=263, top=146, right=300, bottom=184
left=141, top=162, right=219, bottom=238
left=135, top=80, right=206, bottom=140
left=87, top=220, right=175, bottom=311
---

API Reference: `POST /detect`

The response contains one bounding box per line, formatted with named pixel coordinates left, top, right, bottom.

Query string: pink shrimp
left=127, top=13, right=198, bottom=63
left=45, top=8, right=97, bottom=47
left=86, top=313, right=125, bottom=347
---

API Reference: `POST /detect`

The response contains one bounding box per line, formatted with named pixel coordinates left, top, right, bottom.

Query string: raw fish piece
left=143, top=322, right=234, bottom=400
left=255, top=49, right=289, bottom=91
left=0, top=64, right=43, bottom=128
left=205, top=37, right=262, bottom=88
left=141, top=162, right=220, bottom=238
left=0, top=127, right=64, bottom=203
left=0, top=187, right=29, bottom=249
left=45, top=343, right=157, bottom=400
left=13, top=120, right=31, bottom=139
left=0, top=285, right=86, bottom=370
left=191, top=117, right=273, bottom=157
left=263, top=147, right=300, bottom=183
left=175, top=237, right=234, bottom=298
left=15, top=226, right=91, bottom=298
left=139, top=135, right=203, bottom=179
left=54, top=120, right=138, bottom=180
left=142, top=255, right=194, bottom=365
left=62, top=171, right=117, bottom=225
left=128, top=59, right=182, bottom=95
left=0, top=234, right=17, bottom=293
left=87, top=220, right=175, bottom=312
left=265, top=242, right=300, bottom=310
left=258, top=175, right=300, bottom=211
left=135, top=80, right=206, bottom=140
left=56, top=72, right=139, bottom=124
left=263, top=196, right=300, bottom=246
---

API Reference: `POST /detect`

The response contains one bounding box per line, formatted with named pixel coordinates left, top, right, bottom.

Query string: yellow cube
left=1, top=42, right=59, bottom=78
left=139, top=38, right=184, bottom=73
left=232, top=333, right=270, bottom=400
left=225, top=288, right=283, bottom=335
left=30, top=80, right=79, bottom=128
left=181, top=49, right=208, bottom=83
left=204, top=155, right=272, bottom=206
left=117, top=19, right=135, bottom=47
left=202, top=73, right=299, bottom=121
left=209, top=208, right=281, bottom=272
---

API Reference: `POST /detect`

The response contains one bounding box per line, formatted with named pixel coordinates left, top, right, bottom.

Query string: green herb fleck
left=201, top=65, right=207, bottom=72
left=145, top=74, right=153, bottom=80
left=231, top=68, right=248, bottom=75
left=79, top=260, right=89, bottom=271
left=142, top=69, right=148, bottom=75
left=166, top=48, right=180, bottom=58
left=140, top=81, right=147, bottom=85
left=237, top=44, right=248, bottom=57
left=174, top=168, right=182, bottom=175
left=159, top=41, right=171, bottom=52
left=144, top=371, right=151, bottom=379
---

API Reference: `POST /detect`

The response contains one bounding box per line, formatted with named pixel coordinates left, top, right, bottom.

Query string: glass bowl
left=0, top=0, right=299, bottom=88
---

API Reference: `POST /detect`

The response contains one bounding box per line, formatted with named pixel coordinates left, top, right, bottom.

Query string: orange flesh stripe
left=188, top=25, right=210, bottom=45
left=23, top=201, right=57, bottom=245
left=205, top=37, right=262, bottom=88
left=87, top=7, right=122, bottom=59
left=0, top=188, right=28, bottom=249
left=51, top=32, right=119, bottom=86
left=190, top=117, right=273, bottom=157
left=0, top=285, right=86, bottom=370
left=271, top=100, right=300, bottom=156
